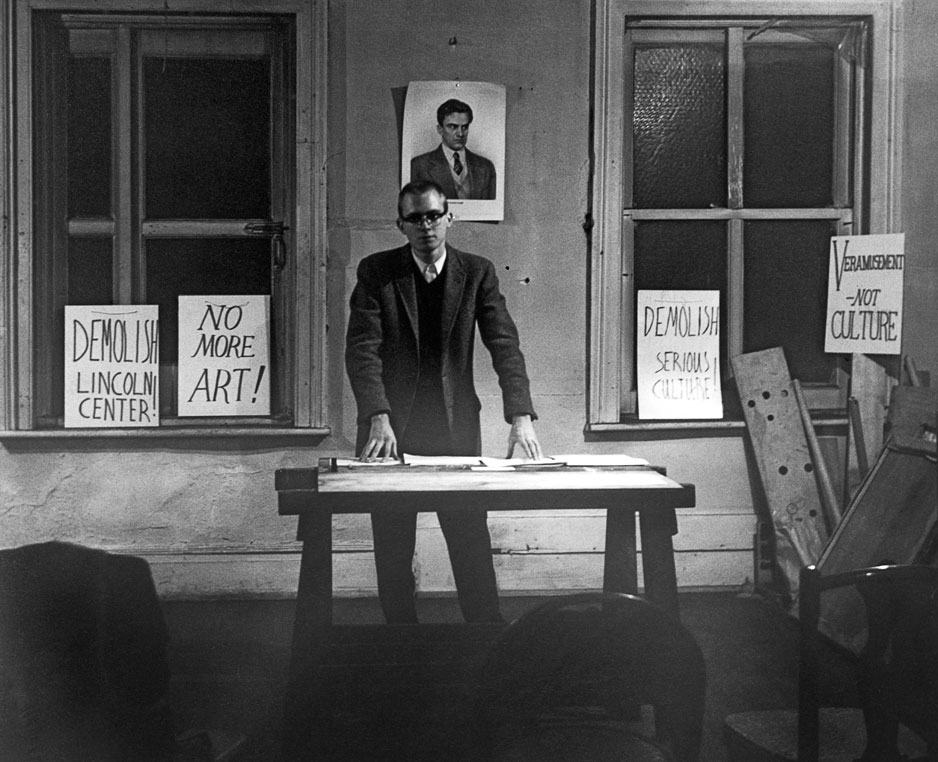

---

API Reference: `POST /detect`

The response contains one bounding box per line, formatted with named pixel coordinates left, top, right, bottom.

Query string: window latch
left=244, top=220, right=289, bottom=271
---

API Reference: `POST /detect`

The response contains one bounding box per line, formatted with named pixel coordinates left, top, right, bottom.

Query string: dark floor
left=162, top=591, right=857, bottom=762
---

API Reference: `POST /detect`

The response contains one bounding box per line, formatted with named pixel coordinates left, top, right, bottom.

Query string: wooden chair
left=0, top=541, right=245, bottom=762
left=723, top=563, right=938, bottom=762
left=473, top=592, right=706, bottom=762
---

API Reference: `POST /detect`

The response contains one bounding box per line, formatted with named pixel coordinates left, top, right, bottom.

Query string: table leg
left=283, top=510, right=333, bottom=762
left=603, top=507, right=638, bottom=595
left=639, top=507, right=680, bottom=616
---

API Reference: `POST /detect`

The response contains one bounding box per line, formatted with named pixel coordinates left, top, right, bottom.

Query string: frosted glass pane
left=633, top=46, right=726, bottom=208
left=744, top=220, right=837, bottom=383
left=744, top=45, right=835, bottom=207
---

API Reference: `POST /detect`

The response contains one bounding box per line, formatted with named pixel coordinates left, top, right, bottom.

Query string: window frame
left=588, top=0, right=904, bottom=429
left=1, top=0, right=329, bottom=436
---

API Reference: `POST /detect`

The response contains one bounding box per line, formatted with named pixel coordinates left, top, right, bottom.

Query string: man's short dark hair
left=436, top=99, right=473, bottom=126
left=398, top=180, right=449, bottom=217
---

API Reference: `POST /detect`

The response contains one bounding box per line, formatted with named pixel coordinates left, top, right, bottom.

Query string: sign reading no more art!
left=178, top=295, right=271, bottom=416
left=637, top=290, right=722, bottom=420
left=825, top=233, right=904, bottom=355
left=64, top=305, right=160, bottom=428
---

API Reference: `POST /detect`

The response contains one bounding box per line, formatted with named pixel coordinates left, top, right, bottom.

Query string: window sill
left=585, top=413, right=848, bottom=441
left=0, top=426, right=332, bottom=442
left=588, top=419, right=746, bottom=433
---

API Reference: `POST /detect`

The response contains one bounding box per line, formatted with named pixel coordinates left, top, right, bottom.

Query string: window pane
left=633, top=45, right=726, bottom=208
left=68, top=56, right=111, bottom=218
left=743, top=220, right=837, bottom=383
left=146, top=238, right=271, bottom=363
left=68, top=237, right=113, bottom=304
left=744, top=43, right=835, bottom=207
left=144, top=58, right=271, bottom=219
left=634, top=221, right=727, bottom=291
left=633, top=221, right=727, bottom=375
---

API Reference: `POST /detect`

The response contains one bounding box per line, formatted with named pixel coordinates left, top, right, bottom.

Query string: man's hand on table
left=507, top=414, right=543, bottom=460
left=360, top=413, right=398, bottom=462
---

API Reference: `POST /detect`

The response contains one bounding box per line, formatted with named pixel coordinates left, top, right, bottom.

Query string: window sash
left=589, top=0, right=902, bottom=426
left=621, top=23, right=859, bottom=414
left=38, top=18, right=285, bottom=424
left=4, top=0, right=328, bottom=433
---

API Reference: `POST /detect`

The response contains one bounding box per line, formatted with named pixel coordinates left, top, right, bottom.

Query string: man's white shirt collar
left=411, top=248, right=446, bottom=277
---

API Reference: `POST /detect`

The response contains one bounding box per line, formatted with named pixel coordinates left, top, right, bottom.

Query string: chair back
left=474, top=592, right=706, bottom=762
left=0, top=541, right=174, bottom=761
left=798, top=563, right=938, bottom=762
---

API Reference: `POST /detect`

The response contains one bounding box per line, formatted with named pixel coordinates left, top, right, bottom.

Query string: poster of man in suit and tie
left=402, top=81, right=505, bottom=221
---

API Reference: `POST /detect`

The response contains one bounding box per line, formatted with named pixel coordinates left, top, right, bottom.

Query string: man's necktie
left=452, top=151, right=463, bottom=176
left=424, top=263, right=438, bottom=283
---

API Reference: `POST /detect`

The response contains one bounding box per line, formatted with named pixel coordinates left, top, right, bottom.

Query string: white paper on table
left=552, top=453, right=649, bottom=467
left=401, top=454, right=484, bottom=466
left=478, top=456, right=566, bottom=468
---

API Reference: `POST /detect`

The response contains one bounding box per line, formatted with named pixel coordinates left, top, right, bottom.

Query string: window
left=589, top=0, right=903, bottom=426
left=2, top=1, right=328, bottom=434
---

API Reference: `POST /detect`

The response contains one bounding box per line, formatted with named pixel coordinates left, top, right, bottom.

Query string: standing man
left=345, top=180, right=541, bottom=624
left=410, top=99, right=497, bottom=200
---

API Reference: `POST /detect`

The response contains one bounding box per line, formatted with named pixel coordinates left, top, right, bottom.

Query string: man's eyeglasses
left=401, top=210, right=447, bottom=227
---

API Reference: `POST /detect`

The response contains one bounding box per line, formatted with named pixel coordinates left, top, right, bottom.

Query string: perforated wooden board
left=732, top=347, right=828, bottom=596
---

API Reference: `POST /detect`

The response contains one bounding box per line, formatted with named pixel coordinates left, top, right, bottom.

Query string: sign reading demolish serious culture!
left=637, top=290, right=723, bottom=420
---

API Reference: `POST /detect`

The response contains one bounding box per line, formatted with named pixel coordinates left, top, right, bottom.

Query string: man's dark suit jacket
left=345, top=244, right=535, bottom=455
left=410, top=146, right=496, bottom=200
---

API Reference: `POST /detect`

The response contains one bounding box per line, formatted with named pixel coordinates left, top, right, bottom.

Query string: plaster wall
left=901, top=0, right=938, bottom=374
left=2, top=0, right=934, bottom=598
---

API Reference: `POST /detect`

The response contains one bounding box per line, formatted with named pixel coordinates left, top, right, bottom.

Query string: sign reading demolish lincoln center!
left=64, top=305, right=160, bottom=428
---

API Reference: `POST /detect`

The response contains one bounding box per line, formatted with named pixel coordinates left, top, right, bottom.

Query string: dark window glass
left=68, top=237, right=113, bottom=304
left=633, top=45, right=726, bottom=208
left=743, top=220, right=838, bottom=382
left=146, top=238, right=271, bottom=363
left=68, top=56, right=111, bottom=218
left=744, top=44, right=835, bottom=207
left=144, top=58, right=271, bottom=219
left=633, top=220, right=727, bottom=373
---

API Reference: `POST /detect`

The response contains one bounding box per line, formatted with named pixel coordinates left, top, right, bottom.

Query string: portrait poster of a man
left=402, top=81, right=505, bottom=221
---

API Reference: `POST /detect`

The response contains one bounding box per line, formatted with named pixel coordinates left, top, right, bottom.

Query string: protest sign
left=64, top=305, right=159, bottom=428
left=825, top=233, right=904, bottom=355
left=178, top=295, right=270, bottom=416
left=637, top=290, right=722, bottom=419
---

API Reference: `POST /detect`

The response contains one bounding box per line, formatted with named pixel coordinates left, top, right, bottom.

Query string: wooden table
left=274, top=459, right=695, bottom=760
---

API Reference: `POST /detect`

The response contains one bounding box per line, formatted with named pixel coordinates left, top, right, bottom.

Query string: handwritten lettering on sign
left=64, top=305, right=160, bottom=428
left=177, top=295, right=270, bottom=416
left=825, top=234, right=904, bottom=355
left=637, top=290, right=722, bottom=420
